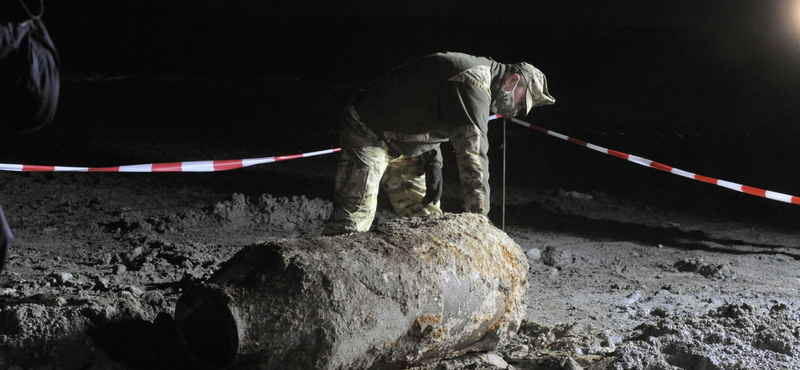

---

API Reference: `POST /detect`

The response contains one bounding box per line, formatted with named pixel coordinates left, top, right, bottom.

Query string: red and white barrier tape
left=0, top=148, right=340, bottom=173
left=490, top=114, right=800, bottom=205
left=3, top=115, right=796, bottom=205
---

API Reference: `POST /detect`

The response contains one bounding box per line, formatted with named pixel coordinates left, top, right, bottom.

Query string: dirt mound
left=210, top=193, right=331, bottom=236
left=672, top=257, right=735, bottom=280
left=96, top=193, right=332, bottom=239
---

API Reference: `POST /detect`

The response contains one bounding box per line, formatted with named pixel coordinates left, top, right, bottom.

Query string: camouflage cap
left=514, top=62, right=555, bottom=116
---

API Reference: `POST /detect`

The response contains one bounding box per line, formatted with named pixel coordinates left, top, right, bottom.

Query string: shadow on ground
left=506, top=203, right=800, bottom=259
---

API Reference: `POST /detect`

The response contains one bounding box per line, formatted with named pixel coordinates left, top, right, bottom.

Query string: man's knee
left=326, top=147, right=389, bottom=235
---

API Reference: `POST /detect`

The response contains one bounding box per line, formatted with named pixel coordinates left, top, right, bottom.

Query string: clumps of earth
left=672, top=258, right=734, bottom=280
left=408, top=302, right=800, bottom=370
left=0, top=192, right=334, bottom=369
left=613, top=303, right=800, bottom=370
left=2, top=179, right=800, bottom=369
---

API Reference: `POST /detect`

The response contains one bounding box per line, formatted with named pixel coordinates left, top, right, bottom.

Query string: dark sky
left=188, top=0, right=789, bottom=33
left=172, top=0, right=800, bottom=63
left=17, top=0, right=800, bottom=214
left=44, top=0, right=800, bottom=123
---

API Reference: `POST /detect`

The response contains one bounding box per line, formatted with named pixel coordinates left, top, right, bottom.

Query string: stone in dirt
left=525, top=248, right=541, bottom=261
left=479, top=352, right=509, bottom=368
left=174, top=213, right=529, bottom=370
left=50, top=272, right=73, bottom=285
left=541, top=246, right=577, bottom=269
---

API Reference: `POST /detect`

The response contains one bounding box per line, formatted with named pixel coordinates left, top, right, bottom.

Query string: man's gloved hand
left=422, top=162, right=443, bottom=206
left=0, top=206, right=12, bottom=274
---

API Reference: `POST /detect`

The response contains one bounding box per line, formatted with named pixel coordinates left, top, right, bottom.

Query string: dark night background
left=8, top=0, right=800, bottom=227
left=4, top=3, right=800, bottom=368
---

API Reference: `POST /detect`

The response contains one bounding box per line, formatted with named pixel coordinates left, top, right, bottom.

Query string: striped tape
left=491, top=114, right=800, bottom=205
left=3, top=115, right=796, bottom=205
left=0, top=148, right=341, bottom=173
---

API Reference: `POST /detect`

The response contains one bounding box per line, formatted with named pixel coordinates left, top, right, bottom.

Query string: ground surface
left=1, top=62, right=800, bottom=370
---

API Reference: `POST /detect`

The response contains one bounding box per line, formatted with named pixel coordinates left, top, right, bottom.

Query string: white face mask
left=490, top=80, right=519, bottom=117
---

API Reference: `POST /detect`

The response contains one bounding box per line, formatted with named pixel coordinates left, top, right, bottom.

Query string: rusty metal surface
left=175, top=213, right=528, bottom=370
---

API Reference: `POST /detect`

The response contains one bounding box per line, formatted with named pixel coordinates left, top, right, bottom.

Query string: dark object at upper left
left=0, top=0, right=60, bottom=134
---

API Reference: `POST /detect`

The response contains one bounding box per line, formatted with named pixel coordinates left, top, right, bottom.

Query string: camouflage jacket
left=352, top=52, right=515, bottom=214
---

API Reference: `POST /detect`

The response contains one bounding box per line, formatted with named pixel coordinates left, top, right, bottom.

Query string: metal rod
left=502, top=119, right=506, bottom=231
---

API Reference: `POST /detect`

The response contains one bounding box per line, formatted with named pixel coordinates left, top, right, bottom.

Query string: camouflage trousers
left=322, top=106, right=442, bottom=235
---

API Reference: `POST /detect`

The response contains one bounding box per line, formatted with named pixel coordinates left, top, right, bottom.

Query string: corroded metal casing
left=174, top=213, right=528, bottom=370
